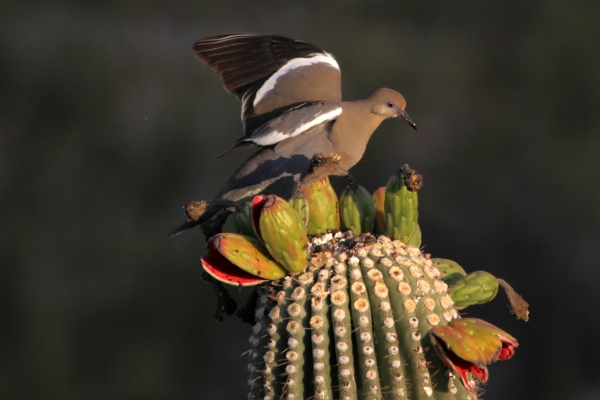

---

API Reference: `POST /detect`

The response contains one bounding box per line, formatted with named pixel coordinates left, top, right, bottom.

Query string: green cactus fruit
left=372, top=187, right=387, bottom=235
left=301, top=177, right=340, bottom=235
left=339, top=183, right=376, bottom=235
left=201, top=233, right=287, bottom=286
left=408, top=222, right=422, bottom=248
left=448, top=271, right=499, bottom=309
left=289, top=197, right=309, bottom=227
left=384, top=165, right=421, bottom=246
left=449, top=318, right=518, bottom=361
left=257, top=195, right=310, bottom=273
left=430, top=325, right=489, bottom=392
left=233, top=203, right=256, bottom=238
left=432, top=258, right=467, bottom=285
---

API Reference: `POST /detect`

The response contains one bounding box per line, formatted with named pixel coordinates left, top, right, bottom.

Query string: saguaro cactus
left=195, top=159, right=527, bottom=400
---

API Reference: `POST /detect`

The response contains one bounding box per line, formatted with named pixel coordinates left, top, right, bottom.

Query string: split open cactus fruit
left=199, top=164, right=526, bottom=399
left=201, top=233, right=287, bottom=286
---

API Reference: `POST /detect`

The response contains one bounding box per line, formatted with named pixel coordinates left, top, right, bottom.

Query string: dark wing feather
left=194, top=33, right=323, bottom=93
left=213, top=141, right=257, bottom=161
left=193, top=33, right=341, bottom=120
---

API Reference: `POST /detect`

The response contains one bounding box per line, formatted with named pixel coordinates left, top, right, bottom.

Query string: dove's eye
left=387, top=101, right=395, bottom=108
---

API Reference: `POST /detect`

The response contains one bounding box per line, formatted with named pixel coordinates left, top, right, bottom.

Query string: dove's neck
left=330, top=100, right=387, bottom=169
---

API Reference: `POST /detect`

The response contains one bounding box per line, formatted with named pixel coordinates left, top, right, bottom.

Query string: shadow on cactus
left=191, top=154, right=529, bottom=400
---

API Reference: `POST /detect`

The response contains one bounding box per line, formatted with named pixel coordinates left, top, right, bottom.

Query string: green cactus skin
left=284, top=273, right=312, bottom=399
left=345, top=252, right=383, bottom=399
left=234, top=203, right=257, bottom=238
left=372, top=187, right=387, bottom=235
left=351, top=247, right=407, bottom=398
left=327, top=268, right=359, bottom=400
left=310, top=267, right=333, bottom=400
left=301, top=177, right=340, bottom=235
left=340, top=184, right=376, bottom=235
left=448, top=271, right=499, bottom=309
left=248, top=290, right=274, bottom=399
left=384, top=170, right=420, bottom=246
left=259, top=196, right=310, bottom=273
left=370, top=240, right=445, bottom=399
left=432, top=258, right=467, bottom=285
left=263, top=278, right=296, bottom=399
left=289, top=197, right=309, bottom=228
left=246, top=235, right=481, bottom=400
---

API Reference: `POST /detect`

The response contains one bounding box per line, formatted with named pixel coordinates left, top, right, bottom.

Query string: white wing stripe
left=253, top=53, right=340, bottom=107
left=249, top=107, right=342, bottom=146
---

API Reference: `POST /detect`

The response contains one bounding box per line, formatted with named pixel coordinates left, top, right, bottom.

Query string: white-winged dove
left=169, top=33, right=416, bottom=236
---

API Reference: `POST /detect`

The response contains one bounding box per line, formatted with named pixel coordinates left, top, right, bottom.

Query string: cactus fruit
left=433, top=258, right=467, bottom=285
left=254, top=195, right=310, bottom=273
left=384, top=165, right=422, bottom=246
left=339, top=183, right=376, bottom=235
left=448, top=318, right=518, bottom=361
left=289, top=197, right=310, bottom=227
left=429, top=325, right=488, bottom=392
left=430, top=318, right=518, bottom=391
left=372, top=187, right=387, bottom=235
left=448, top=271, right=499, bottom=309
left=194, top=162, right=525, bottom=399
left=234, top=203, right=257, bottom=238
left=201, top=233, right=287, bottom=285
left=301, top=177, right=340, bottom=235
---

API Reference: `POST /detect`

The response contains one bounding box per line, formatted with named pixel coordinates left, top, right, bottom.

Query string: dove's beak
left=396, top=110, right=417, bottom=131
left=398, top=110, right=417, bottom=130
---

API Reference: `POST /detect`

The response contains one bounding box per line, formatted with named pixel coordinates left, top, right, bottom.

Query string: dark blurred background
left=2, top=1, right=599, bottom=399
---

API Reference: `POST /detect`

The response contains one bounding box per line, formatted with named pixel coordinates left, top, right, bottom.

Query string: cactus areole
left=194, top=162, right=526, bottom=400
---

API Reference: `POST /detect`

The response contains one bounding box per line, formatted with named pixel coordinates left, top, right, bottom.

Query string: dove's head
left=368, top=88, right=417, bottom=130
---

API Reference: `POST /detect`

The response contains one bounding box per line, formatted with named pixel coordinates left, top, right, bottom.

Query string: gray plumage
left=169, top=33, right=416, bottom=237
